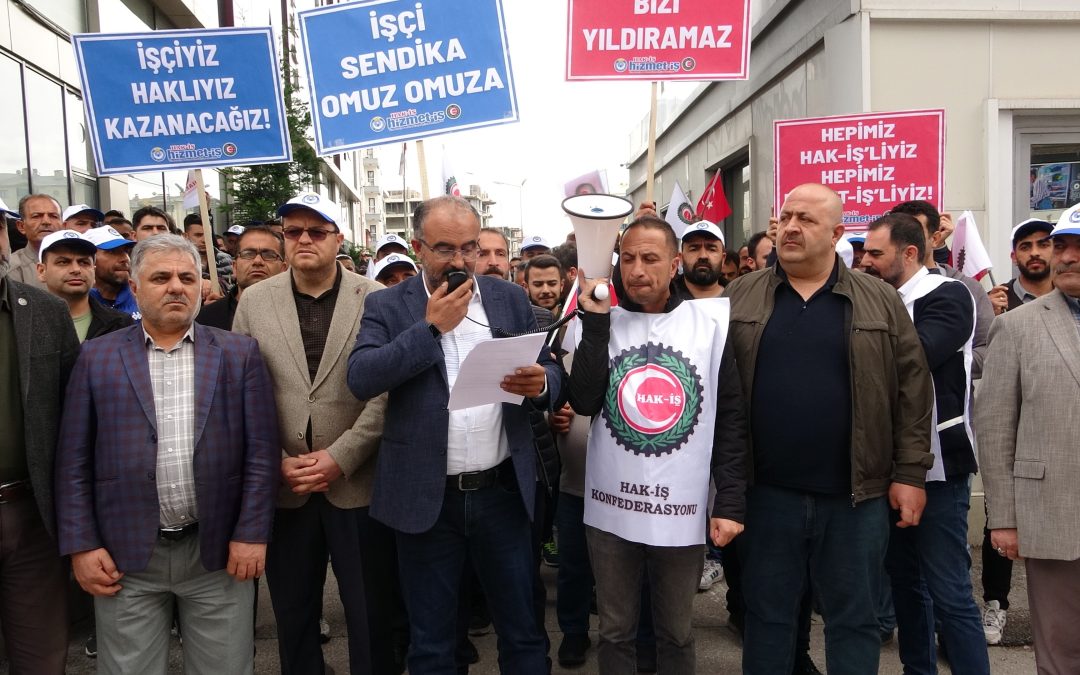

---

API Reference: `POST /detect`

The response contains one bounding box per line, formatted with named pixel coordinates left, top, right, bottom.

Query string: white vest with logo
left=898, top=267, right=976, bottom=482
left=583, top=298, right=729, bottom=547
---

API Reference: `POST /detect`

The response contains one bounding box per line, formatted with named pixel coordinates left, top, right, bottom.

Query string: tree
left=222, top=75, right=320, bottom=225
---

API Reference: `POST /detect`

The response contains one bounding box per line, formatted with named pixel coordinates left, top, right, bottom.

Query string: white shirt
left=423, top=274, right=510, bottom=474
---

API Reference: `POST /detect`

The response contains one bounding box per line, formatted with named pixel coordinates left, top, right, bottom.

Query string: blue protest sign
left=299, top=0, right=518, bottom=155
left=72, top=27, right=291, bottom=175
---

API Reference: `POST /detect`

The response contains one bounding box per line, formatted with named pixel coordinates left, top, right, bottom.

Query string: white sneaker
left=982, top=600, right=1006, bottom=645
left=699, top=558, right=724, bottom=591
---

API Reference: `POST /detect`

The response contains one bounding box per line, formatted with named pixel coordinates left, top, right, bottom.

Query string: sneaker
left=320, top=617, right=331, bottom=644
left=699, top=558, right=724, bottom=591
left=542, top=540, right=560, bottom=567
left=557, top=633, right=591, bottom=668
left=982, top=600, right=1007, bottom=645
left=84, top=632, right=97, bottom=658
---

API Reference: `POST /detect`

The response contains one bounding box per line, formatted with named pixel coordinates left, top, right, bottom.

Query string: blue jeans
left=396, top=479, right=547, bottom=675
left=555, top=493, right=594, bottom=636
left=885, top=474, right=990, bottom=675
left=740, top=484, right=888, bottom=675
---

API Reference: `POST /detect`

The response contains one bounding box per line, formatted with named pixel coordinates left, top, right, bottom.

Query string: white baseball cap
left=375, top=233, right=408, bottom=255
left=521, top=235, right=550, bottom=252
left=38, top=230, right=97, bottom=262
left=277, top=192, right=337, bottom=225
left=84, top=225, right=135, bottom=251
left=0, top=197, right=18, bottom=219
left=680, top=220, right=725, bottom=247
left=1051, top=203, right=1080, bottom=238
left=845, top=232, right=867, bottom=245
left=62, top=204, right=104, bottom=223
left=226, top=224, right=245, bottom=236
left=372, top=253, right=417, bottom=281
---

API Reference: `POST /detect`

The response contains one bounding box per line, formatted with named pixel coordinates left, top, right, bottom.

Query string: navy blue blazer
left=347, top=274, right=566, bottom=534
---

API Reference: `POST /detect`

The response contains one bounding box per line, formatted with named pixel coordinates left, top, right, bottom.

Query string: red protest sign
left=774, top=110, right=945, bottom=230
left=566, top=0, right=750, bottom=81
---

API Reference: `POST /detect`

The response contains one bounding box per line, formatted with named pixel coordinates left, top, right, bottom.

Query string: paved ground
left=37, top=553, right=1035, bottom=674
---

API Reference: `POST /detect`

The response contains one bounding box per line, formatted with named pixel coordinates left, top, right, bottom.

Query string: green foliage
left=223, top=76, right=320, bottom=225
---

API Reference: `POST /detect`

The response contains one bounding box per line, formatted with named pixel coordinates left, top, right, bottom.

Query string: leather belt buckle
left=0, top=480, right=32, bottom=505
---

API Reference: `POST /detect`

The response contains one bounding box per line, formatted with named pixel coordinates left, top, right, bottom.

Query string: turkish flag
left=696, top=171, right=732, bottom=223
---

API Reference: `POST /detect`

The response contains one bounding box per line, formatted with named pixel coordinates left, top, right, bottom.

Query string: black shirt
left=292, top=266, right=342, bottom=382
left=751, top=263, right=852, bottom=495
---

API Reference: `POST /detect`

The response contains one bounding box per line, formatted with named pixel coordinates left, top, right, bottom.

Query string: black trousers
left=266, top=495, right=398, bottom=675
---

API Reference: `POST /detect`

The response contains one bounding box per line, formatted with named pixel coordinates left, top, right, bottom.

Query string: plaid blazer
left=55, top=322, right=280, bottom=573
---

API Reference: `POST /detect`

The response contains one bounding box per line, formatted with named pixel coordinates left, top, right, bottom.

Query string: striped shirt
left=145, top=325, right=199, bottom=528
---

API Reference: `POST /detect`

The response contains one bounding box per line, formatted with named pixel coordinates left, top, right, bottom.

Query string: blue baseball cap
left=1051, top=203, right=1080, bottom=238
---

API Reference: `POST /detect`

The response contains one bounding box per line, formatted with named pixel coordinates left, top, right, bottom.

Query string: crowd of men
left=0, top=182, right=1077, bottom=675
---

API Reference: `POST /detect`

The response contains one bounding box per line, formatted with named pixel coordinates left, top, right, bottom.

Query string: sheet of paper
left=448, top=332, right=549, bottom=411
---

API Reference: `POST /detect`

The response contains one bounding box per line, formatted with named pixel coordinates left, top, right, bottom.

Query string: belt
left=0, top=480, right=32, bottom=505
left=447, top=459, right=513, bottom=492
left=159, top=521, right=199, bottom=541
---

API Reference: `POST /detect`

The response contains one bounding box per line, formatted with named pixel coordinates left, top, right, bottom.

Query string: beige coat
left=233, top=266, right=387, bottom=509
left=975, top=289, right=1080, bottom=561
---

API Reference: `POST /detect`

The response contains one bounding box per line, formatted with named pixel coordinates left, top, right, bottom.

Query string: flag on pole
left=398, top=142, right=407, bottom=177
left=950, top=210, right=993, bottom=280
left=665, top=181, right=696, bottom=237
left=442, top=151, right=461, bottom=197
left=696, top=171, right=732, bottom=223
left=182, top=170, right=199, bottom=209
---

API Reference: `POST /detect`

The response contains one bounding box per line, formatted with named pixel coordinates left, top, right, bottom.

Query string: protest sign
left=72, top=27, right=291, bottom=176
left=566, top=0, right=750, bottom=80
left=774, top=109, right=945, bottom=229
left=298, top=0, right=518, bottom=155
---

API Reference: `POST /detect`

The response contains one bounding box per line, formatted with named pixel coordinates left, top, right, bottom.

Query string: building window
left=24, top=70, right=68, bottom=203
left=367, top=170, right=375, bottom=185
left=0, top=55, right=29, bottom=203
left=368, top=197, right=376, bottom=212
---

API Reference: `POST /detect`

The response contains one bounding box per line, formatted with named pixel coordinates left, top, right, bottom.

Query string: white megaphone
left=562, top=193, right=634, bottom=301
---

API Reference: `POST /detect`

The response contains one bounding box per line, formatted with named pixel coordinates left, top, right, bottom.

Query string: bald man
left=723, top=183, right=934, bottom=674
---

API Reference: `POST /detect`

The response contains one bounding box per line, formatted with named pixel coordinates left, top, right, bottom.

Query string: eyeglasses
left=237, top=248, right=284, bottom=262
left=419, top=239, right=479, bottom=262
left=282, top=226, right=338, bottom=242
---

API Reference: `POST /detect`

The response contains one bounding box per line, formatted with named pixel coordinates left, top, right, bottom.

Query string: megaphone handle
left=593, top=284, right=609, bottom=302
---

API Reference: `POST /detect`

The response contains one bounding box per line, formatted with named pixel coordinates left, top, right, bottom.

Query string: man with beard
left=197, top=225, right=287, bottom=330
left=525, top=255, right=564, bottom=314
left=740, top=232, right=773, bottom=275
left=37, top=230, right=132, bottom=342
left=676, top=221, right=727, bottom=299
left=721, top=251, right=739, bottom=283
left=87, top=225, right=139, bottom=320
left=988, top=219, right=1055, bottom=315
left=348, top=195, right=564, bottom=675
left=477, top=227, right=512, bottom=279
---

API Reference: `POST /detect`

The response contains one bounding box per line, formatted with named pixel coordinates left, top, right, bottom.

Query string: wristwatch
left=427, top=322, right=442, bottom=340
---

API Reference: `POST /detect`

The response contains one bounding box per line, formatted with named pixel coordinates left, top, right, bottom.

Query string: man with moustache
left=36, top=230, right=132, bottom=341
left=675, top=220, right=727, bottom=299
left=740, top=232, right=773, bottom=275
left=62, top=204, right=104, bottom=234
left=56, top=235, right=278, bottom=674
left=524, top=255, right=565, bottom=314
left=9, top=194, right=63, bottom=289
left=976, top=204, right=1080, bottom=674
left=860, top=213, right=989, bottom=674
left=724, top=183, right=934, bottom=674
left=372, top=252, right=418, bottom=288
left=197, top=225, right=287, bottom=330
left=232, top=193, right=390, bottom=675
left=87, top=226, right=140, bottom=320
left=477, top=227, right=512, bottom=279
left=988, top=218, right=1055, bottom=315
left=132, top=206, right=175, bottom=241
left=349, top=195, right=564, bottom=675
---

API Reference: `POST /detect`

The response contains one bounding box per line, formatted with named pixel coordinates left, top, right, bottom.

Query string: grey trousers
left=1026, top=557, right=1080, bottom=675
left=94, top=532, right=255, bottom=675
left=586, top=525, right=704, bottom=675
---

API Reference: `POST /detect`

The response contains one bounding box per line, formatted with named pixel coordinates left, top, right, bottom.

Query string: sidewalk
left=49, top=554, right=1036, bottom=674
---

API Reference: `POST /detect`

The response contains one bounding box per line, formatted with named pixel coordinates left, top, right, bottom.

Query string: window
left=24, top=71, right=67, bottom=202
left=368, top=197, right=376, bottom=212
left=0, top=55, right=28, bottom=202
left=367, top=170, right=375, bottom=185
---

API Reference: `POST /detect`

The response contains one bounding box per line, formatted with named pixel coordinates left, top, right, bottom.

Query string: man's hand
left=200, top=279, right=223, bottom=304
left=72, top=548, right=124, bottom=596
left=502, top=364, right=547, bottom=399
left=297, top=450, right=343, bottom=487
left=281, top=451, right=340, bottom=494
left=937, top=212, right=955, bottom=244
left=710, top=518, right=744, bottom=547
left=766, top=216, right=779, bottom=243
left=227, top=541, right=267, bottom=581
left=425, top=276, right=473, bottom=333
left=988, top=285, right=1009, bottom=316
left=990, top=528, right=1022, bottom=561
left=889, top=483, right=927, bottom=528
left=577, top=277, right=611, bottom=315
left=635, top=201, right=658, bottom=219
left=550, top=404, right=575, bottom=434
